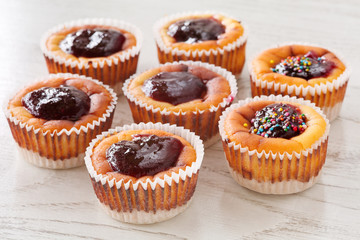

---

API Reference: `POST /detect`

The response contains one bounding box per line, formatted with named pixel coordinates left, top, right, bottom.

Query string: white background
left=0, top=0, right=359, bottom=239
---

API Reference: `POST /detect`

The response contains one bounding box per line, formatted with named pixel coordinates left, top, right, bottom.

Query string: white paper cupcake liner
left=218, top=95, right=330, bottom=194
left=5, top=73, right=117, bottom=169
left=228, top=166, right=322, bottom=194
left=154, top=11, right=248, bottom=76
left=98, top=199, right=193, bottom=224
left=122, top=61, right=238, bottom=145
left=17, top=146, right=84, bottom=169
left=41, top=18, right=143, bottom=94
left=248, top=42, right=350, bottom=121
left=84, top=122, right=204, bottom=224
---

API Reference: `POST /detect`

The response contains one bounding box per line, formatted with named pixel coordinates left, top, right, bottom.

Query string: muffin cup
left=4, top=73, right=117, bottom=169
left=84, top=122, right=204, bottom=224
left=123, top=61, right=238, bottom=147
left=249, top=43, right=350, bottom=121
left=218, top=95, right=330, bottom=194
left=154, top=11, right=248, bottom=77
left=41, top=18, right=143, bottom=94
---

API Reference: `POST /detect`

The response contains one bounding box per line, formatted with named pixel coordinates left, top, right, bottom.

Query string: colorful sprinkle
left=249, top=103, right=307, bottom=139
left=270, top=51, right=335, bottom=80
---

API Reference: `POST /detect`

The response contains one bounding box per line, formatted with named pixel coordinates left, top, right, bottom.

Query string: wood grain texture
left=0, top=0, right=359, bottom=239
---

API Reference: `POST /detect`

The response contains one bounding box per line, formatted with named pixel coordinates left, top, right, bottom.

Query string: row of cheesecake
left=41, top=13, right=349, bottom=122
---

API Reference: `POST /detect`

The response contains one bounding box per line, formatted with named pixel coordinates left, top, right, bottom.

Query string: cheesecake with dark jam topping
left=59, top=29, right=126, bottom=58
left=86, top=125, right=203, bottom=224
left=155, top=13, right=247, bottom=76
left=6, top=75, right=116, bottom=167
left=42, top=20, right=140, bottom=95
left=142, top=71, right=207, bottom=105
left=106, top=134, right=184, bottom=178
left=167, top=18, right=225, bottom=44
left=22, top=85, right=90, bottom=121
left=123, top=62, right=235, bottom=142
left=90, top=129, right=197, bottom=180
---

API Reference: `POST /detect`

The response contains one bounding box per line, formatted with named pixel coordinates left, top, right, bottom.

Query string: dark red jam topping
left=249, top=103, right=307, bottom=139
left=59, top=29, right=125, bottom=58
left=142, top=71, right=207, bottom=105
left=106, top=134, right=184, bottom=178
left=167, top=18, right=225, bottom=44
left=271, top=51, right=335, bottom=80
left=22, top=85, right=90, bottom=121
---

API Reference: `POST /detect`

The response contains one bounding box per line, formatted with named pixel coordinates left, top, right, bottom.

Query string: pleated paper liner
left=122, top=61, right=238, bottom=147
left=228, top=167, right=322, bottom=194
left=84, top=122, right=204, bottom=224
left=41, top=18, right=143, bottom=94
left=248, top=42, right=350, bottom=121
left=154, top=11, right=248, bottom=77
left=5, top=73, right=117, bottom=169
left=218, top=95, right=330, bottom=194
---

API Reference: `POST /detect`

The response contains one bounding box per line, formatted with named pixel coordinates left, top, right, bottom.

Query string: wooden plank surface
left=0, top=0, right=359, bottom=239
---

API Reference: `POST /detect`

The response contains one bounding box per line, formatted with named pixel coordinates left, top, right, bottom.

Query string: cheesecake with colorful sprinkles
left=219, top=95, right=330, bottom=194
left=270, top=51, right=335, bottom=80
left=249, top=44, right=350, bottom=121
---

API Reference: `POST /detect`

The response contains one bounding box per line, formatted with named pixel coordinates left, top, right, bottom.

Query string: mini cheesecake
left=41, top=19, right=142, bottom=94
left=85, top=122, right=204, bottom=224
left=249, top=44, right=350, bottom=121
left=219, top=95, right=330, bottom=194
left=6, top=73, right=117, bottom=169
left=123, top=61, right=238, bottom=146
left=154, top=12, right=247, bottom=77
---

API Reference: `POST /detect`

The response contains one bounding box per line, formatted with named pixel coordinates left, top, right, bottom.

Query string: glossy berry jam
left=249, top=103, right=307, bottom=139
left=271, top=51, right=335, bottom=80
left=22, top=85, right=90, bottom=121
left=142, top=71, right=207, bottom=105
left=167, top=18, right=225, bottom=44
left=59, top=29, right=125, bottom=58
left=106, top=134, right=184, bottom=178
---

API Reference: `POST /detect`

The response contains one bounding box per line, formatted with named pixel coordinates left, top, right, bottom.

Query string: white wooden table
left=1, top=0, right=359, bottom=239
